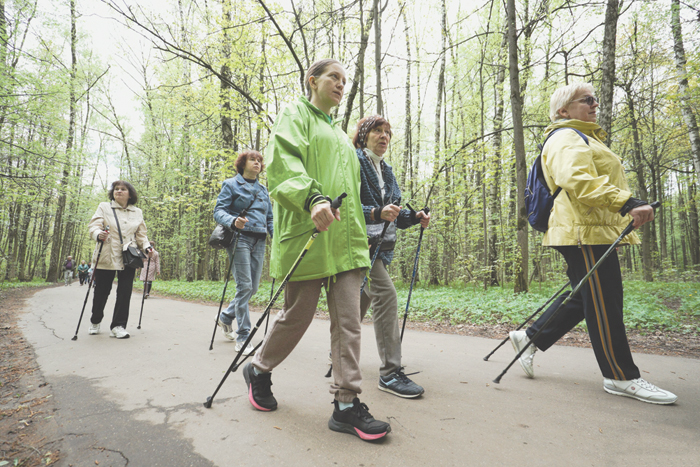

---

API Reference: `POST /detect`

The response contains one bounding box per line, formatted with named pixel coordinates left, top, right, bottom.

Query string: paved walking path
left=19, top=285, right=700, bottom=466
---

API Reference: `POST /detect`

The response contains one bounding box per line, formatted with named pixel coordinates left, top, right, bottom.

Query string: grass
left=0, top=278, right=50, bottom=291
left=151, top=278, right=700, bottom=334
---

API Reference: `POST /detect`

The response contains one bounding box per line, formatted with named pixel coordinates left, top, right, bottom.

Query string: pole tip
left=492, top=377, right=501, bottom=384
left=483, top=356, right=489, bottom=361
left=137, top=326, right=141, bottom=329
left=71, top=336, right=78, bottom=341
left=203, top=397, right=213, bottom=408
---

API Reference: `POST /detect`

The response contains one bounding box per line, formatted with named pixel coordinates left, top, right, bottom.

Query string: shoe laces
left=252, top=372, right=273, bottom=397
left=631, top=378, right=659, bottom=392
left=349, top=400, right=375, bottom=422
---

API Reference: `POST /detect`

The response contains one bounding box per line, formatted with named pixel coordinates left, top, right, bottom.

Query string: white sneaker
left=509, top=330, right=536, bottom=378
left=217, top=318, right=236, bottom=340
left=110, top=326, right=130, bottom=339
left=88, top=323, right=100, bottom=335
left=603, top=378, right=677, bottom=405
left=235, top=342, right=255, bottom=356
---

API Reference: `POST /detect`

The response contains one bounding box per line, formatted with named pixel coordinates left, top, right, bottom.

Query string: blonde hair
left=549, top=83, right=595, bottom=122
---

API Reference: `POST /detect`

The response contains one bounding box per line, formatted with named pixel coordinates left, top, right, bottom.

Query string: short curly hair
left=109, top=180, right=138, bottom=205
left=234, top=150, right=264, bottom=177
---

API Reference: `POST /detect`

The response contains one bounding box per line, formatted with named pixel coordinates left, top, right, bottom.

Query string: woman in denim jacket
left=213, top=150, right=273, bottom=355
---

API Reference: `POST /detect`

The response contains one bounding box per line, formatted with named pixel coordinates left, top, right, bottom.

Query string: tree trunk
left=342, top=0, right=376, bottom=132
left=47, top=0, right=77, bottom=282
left=624, top=88, right=653, bottom=281
left=374, top=0, right=383, bottom=115
left=220, top=0, right=234, bottom=152
left=507, top=0, right=528, bottom=293
left=598, top=0, right=620, bottom=146
left=428, top=0, right=446, bottom=286
left=670, top=0, right=700, bottom=175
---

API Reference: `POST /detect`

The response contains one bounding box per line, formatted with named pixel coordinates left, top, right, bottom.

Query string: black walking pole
left=493, top=201, right=660, bottom=384
left=71, top=225, right=109, bottom=341
left=137, top=255, right=151, bottom=330
left=359, top=220, right=391, bottom=296
left=204, top=193, right=347, bottom=408
left=209, top=209, right=248, bottom=351
left=482, top=281, right=570, bottom=361
left=264, top=278, right=275, bottom=335
left=400, top=205, right=430, bottom=342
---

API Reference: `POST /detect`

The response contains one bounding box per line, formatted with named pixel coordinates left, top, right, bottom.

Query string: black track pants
left=90, top=267, right=136, bottom=330
left=526, top=245, right=640, bottom=381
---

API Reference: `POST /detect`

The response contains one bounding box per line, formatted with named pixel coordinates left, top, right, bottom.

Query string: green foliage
left=152, top=279, right=699, bottom=333
left=0, top=278, right=50, bottom=290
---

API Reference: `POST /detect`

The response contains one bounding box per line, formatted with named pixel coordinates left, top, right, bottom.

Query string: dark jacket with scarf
left=357, top=148, right=419, bottom=265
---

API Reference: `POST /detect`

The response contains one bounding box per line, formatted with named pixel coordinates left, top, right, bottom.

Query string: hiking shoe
left=603, top=378, right=677, bottom=405
left=235, top=342, right=255, bottom=356
left=217, top=318, right=236, bottom=340
left=510, top=330, right=536, bottom=378
left=110, top=326, right=130, bottom=339
left=243, top=363, right=277, bottom=411
left=379, top=370, right=424, bottom=398
left=328, top=398, right=391, bottom=441
left=88, top=323, right=100, bottom=335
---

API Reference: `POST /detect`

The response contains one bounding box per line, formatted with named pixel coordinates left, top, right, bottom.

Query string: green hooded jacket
left=265, top=96, right=370, bottom=281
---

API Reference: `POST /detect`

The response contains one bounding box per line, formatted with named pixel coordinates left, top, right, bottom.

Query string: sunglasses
left=571, top=96, right=598, bottom=106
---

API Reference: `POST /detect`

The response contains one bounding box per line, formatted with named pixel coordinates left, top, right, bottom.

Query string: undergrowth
left=143, top=279, right=700, bottom=334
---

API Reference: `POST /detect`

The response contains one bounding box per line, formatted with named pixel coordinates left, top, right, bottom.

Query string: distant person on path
left=213, top=150, right=273, bottom=355
left=139, top=240, right=161, bottom=299
left=77, top=260, right=89, bottom=286
left=63, top=256, right=74, bottom=286
left=87, top=263, right=94, bottom=287
left=509, top=82, right=677, bottom=404
left=87, top=180, right=154, bottom=339
left=242, top=59, right=391, bottom=441
left=353, top=115, right=430, bottom=398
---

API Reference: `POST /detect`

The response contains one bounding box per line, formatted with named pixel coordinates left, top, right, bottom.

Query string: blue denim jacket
left=214, top=174, right=274, bottom=237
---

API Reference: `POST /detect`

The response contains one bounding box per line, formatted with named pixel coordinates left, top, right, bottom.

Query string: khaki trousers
left=360, top=260, right=402, bottom=376
left=253, top=268, right=363, bottom=402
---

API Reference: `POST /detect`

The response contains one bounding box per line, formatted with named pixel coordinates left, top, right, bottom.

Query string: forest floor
left=1, top=285, right=698, bottom=466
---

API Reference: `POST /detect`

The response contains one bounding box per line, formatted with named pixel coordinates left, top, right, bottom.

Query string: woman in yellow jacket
left=87, top=180, right=153, bottom=339
left=509, top=83, right=677, bottom=405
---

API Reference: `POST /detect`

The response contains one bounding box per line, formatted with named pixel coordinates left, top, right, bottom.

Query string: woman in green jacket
left=509, top=83, right=677, bottom=404
left=243, top=59, right=391, bottom=440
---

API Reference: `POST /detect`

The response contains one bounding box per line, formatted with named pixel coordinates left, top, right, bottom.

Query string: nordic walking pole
left=71, top=225, right=109, bottom=341
left=209, top=208, right=248, bottom=351
left=264, top=278, right=275, bottom=335
left=137, top=255, right=151, bottom=330
left=204, top=193, right=347, bottom=408
left=482, top=281, right=570, bottom=361
left=493, top=201, right=660, bottom=384
left=360, top=219, right=391, bottom=296
left=400, top=205, right=430, bottom=342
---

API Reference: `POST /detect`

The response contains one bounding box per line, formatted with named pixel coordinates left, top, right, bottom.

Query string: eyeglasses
left=571, top=96, right=598, bottom=106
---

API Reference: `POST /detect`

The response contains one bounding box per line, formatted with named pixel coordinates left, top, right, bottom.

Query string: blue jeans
left=220, top=234, right=266, bottom=343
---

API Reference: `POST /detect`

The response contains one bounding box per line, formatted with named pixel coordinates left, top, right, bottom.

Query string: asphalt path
left=19, top=284, right=700, bottom=466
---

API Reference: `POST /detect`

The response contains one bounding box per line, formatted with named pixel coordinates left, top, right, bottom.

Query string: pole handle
left=331, top=193, right=347, bottom=210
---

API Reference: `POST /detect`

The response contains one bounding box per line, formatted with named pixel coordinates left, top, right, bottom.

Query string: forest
left=1, top=0, right=699, bottom=293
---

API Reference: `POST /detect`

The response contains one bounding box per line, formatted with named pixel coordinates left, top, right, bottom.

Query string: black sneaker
left=243, top=363, right=277, bottom=411
left=379, top=370, right=424, bottom=398
left=328, top=398, right=391, bottom=441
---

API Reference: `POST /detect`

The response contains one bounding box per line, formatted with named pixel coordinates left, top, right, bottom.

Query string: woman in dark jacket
left=354, top=115, right=430, bottom=398
left=213, top=150, right=273, bottom=355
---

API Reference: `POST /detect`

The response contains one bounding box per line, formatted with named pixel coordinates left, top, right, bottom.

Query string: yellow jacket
left=541, top=120, right=640, bottom=246
left=88, top=201, right=151, bottom=270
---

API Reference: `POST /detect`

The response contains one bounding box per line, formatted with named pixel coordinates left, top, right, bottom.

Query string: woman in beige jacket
left=87, top=180, right=153, bottom=339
